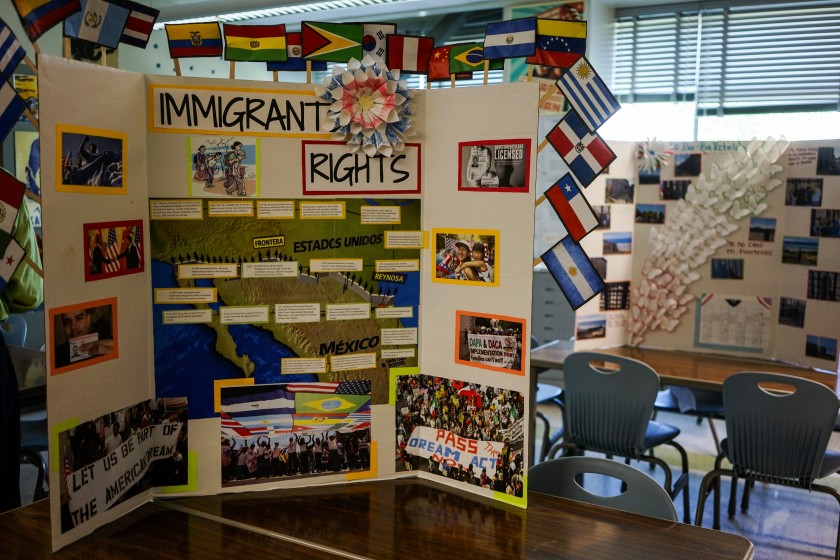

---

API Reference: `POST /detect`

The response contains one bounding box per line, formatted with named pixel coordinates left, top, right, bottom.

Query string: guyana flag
left=449, top=42, right=503, bottom=74
left=224, top=23, right=287, bottom=62
left=294, top=392, right=369, bottom=414
left=301, top=21, right=363, bottom=63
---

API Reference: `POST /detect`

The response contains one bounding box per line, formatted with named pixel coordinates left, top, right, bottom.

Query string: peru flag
left=386, top=34, right=434, bottom=74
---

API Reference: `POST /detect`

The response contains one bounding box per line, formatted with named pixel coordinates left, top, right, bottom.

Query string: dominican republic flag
left=544, top=173, right=598, bottom=242
left=362, top=22, right=396, bottom=61
left=266, top=32, right=326, bottom=72
left=483, top=18, right=536, bottom=59
left=557, top=56, right=621, bottom=132
left=63, top=0, right=130, bottom=49
left=12, top=0, right=81, bottom=42
left=0, top=20, right=26, bottom=83
left=111, top=0, right=159, bottom=48
left=541, top=236, right=604, bottom=310
left=386, top=34, right=434, bottom=74
left=546, top=109, right=616, bottom=188
left=0, top=84, right=25, bottom=150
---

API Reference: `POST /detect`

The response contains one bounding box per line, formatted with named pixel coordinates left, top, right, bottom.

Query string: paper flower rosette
left=636, top=138, right=674, bottom=173
left=315, top=55, right=415, bottom=157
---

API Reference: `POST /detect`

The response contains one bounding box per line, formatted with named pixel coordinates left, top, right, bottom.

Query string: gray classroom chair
left=529, top=455, right=679, bottom=522
left=546, top=351, right=691, bottom=522
left=695, top=372, right=840, bottom=560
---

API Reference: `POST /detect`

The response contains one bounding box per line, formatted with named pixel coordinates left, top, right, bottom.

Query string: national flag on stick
left=427, top=46, right=471, bottom=82
left=165, top=22, right=223, bottom=59
left=266, top=32, right=326, bottom=72
left=557, top=56, right=620, bottom=131
left=449, top=42, right=503, bottom=74
left=526, top=19, right=586, bottom=70
left=111, top=0, right=159, bottom=49
left=386, top=34, right=433, bottom=74
left=0, top=20, right=26, bottom=83
left=484, top=18, right=536, bottom=59
left=362, top=22, right=396, bottom=62
left=0, top=169, right=24, bottom=249
left=224, top=23, right=287, bottom=62
left=546, top=109, right=616, bottom=187
left=12, top=0, right=81, bottom=42
left=301, top=21, right=363, bottom=63
left=63, top=0, right=130, bottom=49
left=544, top=173, right=599, bottom=242
left=0, top=238, right=25, bottom=291
left=0, top=82, right=25, bottom=146
left=541, top=236, right=604, bottom=310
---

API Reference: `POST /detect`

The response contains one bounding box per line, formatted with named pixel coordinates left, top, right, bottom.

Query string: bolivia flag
left=165, top=22, right=223, bottom=59
left=224, top=23, right=287, bottom=62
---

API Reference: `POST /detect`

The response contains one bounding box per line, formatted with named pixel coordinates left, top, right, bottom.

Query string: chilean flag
left=546, top=109, right=616, bottom=187
left=544, top=173, right=598, bottom=242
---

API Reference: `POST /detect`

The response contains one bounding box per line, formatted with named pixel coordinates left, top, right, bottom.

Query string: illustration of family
left=193, top=141, right=248, bottom=196
left=437, top=238, right=494, bottom=283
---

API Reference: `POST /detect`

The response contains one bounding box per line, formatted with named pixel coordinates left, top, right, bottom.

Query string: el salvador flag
left=484, top=18, right=536, bottom=59
left=541, top=236, right=604, bottom=310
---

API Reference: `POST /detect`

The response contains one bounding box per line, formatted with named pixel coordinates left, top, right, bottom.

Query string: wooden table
left=531, top=340, right=837, bottom=394
left=1, top=479, right=753, bottom=559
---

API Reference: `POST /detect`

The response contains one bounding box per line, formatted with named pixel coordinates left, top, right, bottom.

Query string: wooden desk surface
left=531, top=340, right=838, bottom=395
left=167, top=478, right=753, bottom=560
left=0, top=498, right=346, bottom=559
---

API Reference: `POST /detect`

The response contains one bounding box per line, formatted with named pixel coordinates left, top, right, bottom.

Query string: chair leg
left=740, top=477, right=753, bottom=513
left=638, top=454, right=672, bottom=499
left=695, top=468, right=729, bottom=527
left=811, top=483, right=840, bottom=560
left=712, top=453, right=726, bottom=530
left=536, top=411, right=551, bottom=462
left=728, top=473, right=738, bottom=518
left=20, top=449, right=48, bottom=502
left=666, top=440, right=691, bottom=523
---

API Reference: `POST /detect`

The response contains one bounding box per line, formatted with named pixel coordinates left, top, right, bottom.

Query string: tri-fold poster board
left=40, top=55, right=538, bottom=550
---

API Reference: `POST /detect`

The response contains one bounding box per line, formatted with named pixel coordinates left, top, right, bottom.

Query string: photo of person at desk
left=53, top=304, right=115, bottom=370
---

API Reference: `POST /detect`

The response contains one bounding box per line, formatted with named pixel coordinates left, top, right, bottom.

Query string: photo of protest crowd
left=58, top=398, right=188, bottom=533
left=221, top=428, right=372, bottom=485
left=220, top=381, right=372, bottom=487
left=395, top=374, right=525, bottom=497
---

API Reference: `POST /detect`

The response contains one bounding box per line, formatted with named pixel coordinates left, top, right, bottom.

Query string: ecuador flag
left=166, top=22, right=223, bottom=59
left=224, top=23, right=286, bottom=62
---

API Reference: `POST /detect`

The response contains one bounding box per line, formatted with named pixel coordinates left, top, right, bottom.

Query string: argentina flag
left=541, top=236, right=604, bottom=310
left=557, top=56, right=621, bottom=131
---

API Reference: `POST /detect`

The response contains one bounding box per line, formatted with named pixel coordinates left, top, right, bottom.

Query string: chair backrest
left=529, top=456, right=678, bottom=522
left=723, top=371, right=840, bottom=486
left=563, top=352, right=660, bottom=457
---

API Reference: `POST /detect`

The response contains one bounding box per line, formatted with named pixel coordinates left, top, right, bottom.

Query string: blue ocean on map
left=152, top=260, right=311, bottom=419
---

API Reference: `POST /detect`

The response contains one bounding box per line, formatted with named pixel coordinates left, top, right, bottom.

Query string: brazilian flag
left=449, top=42, right=504, bottom=74
left=295, top=392, right=370, bottom=414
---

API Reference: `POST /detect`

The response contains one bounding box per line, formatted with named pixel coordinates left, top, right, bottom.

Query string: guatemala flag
left=64, top=0, right=130, bottom=49
left=546, top=109, right=616, bottom=187
left=541, top=236, right=604, bottom=310
left=0, top=81, right=25, bottom=144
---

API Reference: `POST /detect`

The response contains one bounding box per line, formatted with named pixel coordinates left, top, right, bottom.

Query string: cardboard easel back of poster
left=39, top=55, right=154, bottom=551
left=418, top=82, right=538, bottom=501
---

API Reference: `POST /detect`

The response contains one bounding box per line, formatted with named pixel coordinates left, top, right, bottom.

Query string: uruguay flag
left=557, top=56, right=621, bottom=132
left=546, top=109, right=616, bottom=187
left=541, top=236, right=604, bottom=310
left=544, top=173, right=598, bottom=242
left=484, top=18, right=536, bottom=59
left=0, top=81, right=25, bottom=145
left=64, top=0, right=130, bottom=49
left=0, top=21, right=26, bottom=83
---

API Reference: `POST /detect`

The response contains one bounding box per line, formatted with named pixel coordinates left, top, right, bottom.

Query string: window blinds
left=614, top=1, right=840, bottom=114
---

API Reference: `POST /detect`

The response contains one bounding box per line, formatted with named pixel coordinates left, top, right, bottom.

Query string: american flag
left=104, top=228, right=120, bottom=273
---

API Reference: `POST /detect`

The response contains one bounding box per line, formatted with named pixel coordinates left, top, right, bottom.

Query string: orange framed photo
left=49, top=297, right=119, bottom=376
left=454, top=310, right=527, bottom=376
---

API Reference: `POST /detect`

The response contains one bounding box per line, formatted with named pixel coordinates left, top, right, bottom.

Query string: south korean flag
left=362, top=23, right=396, bottom=62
